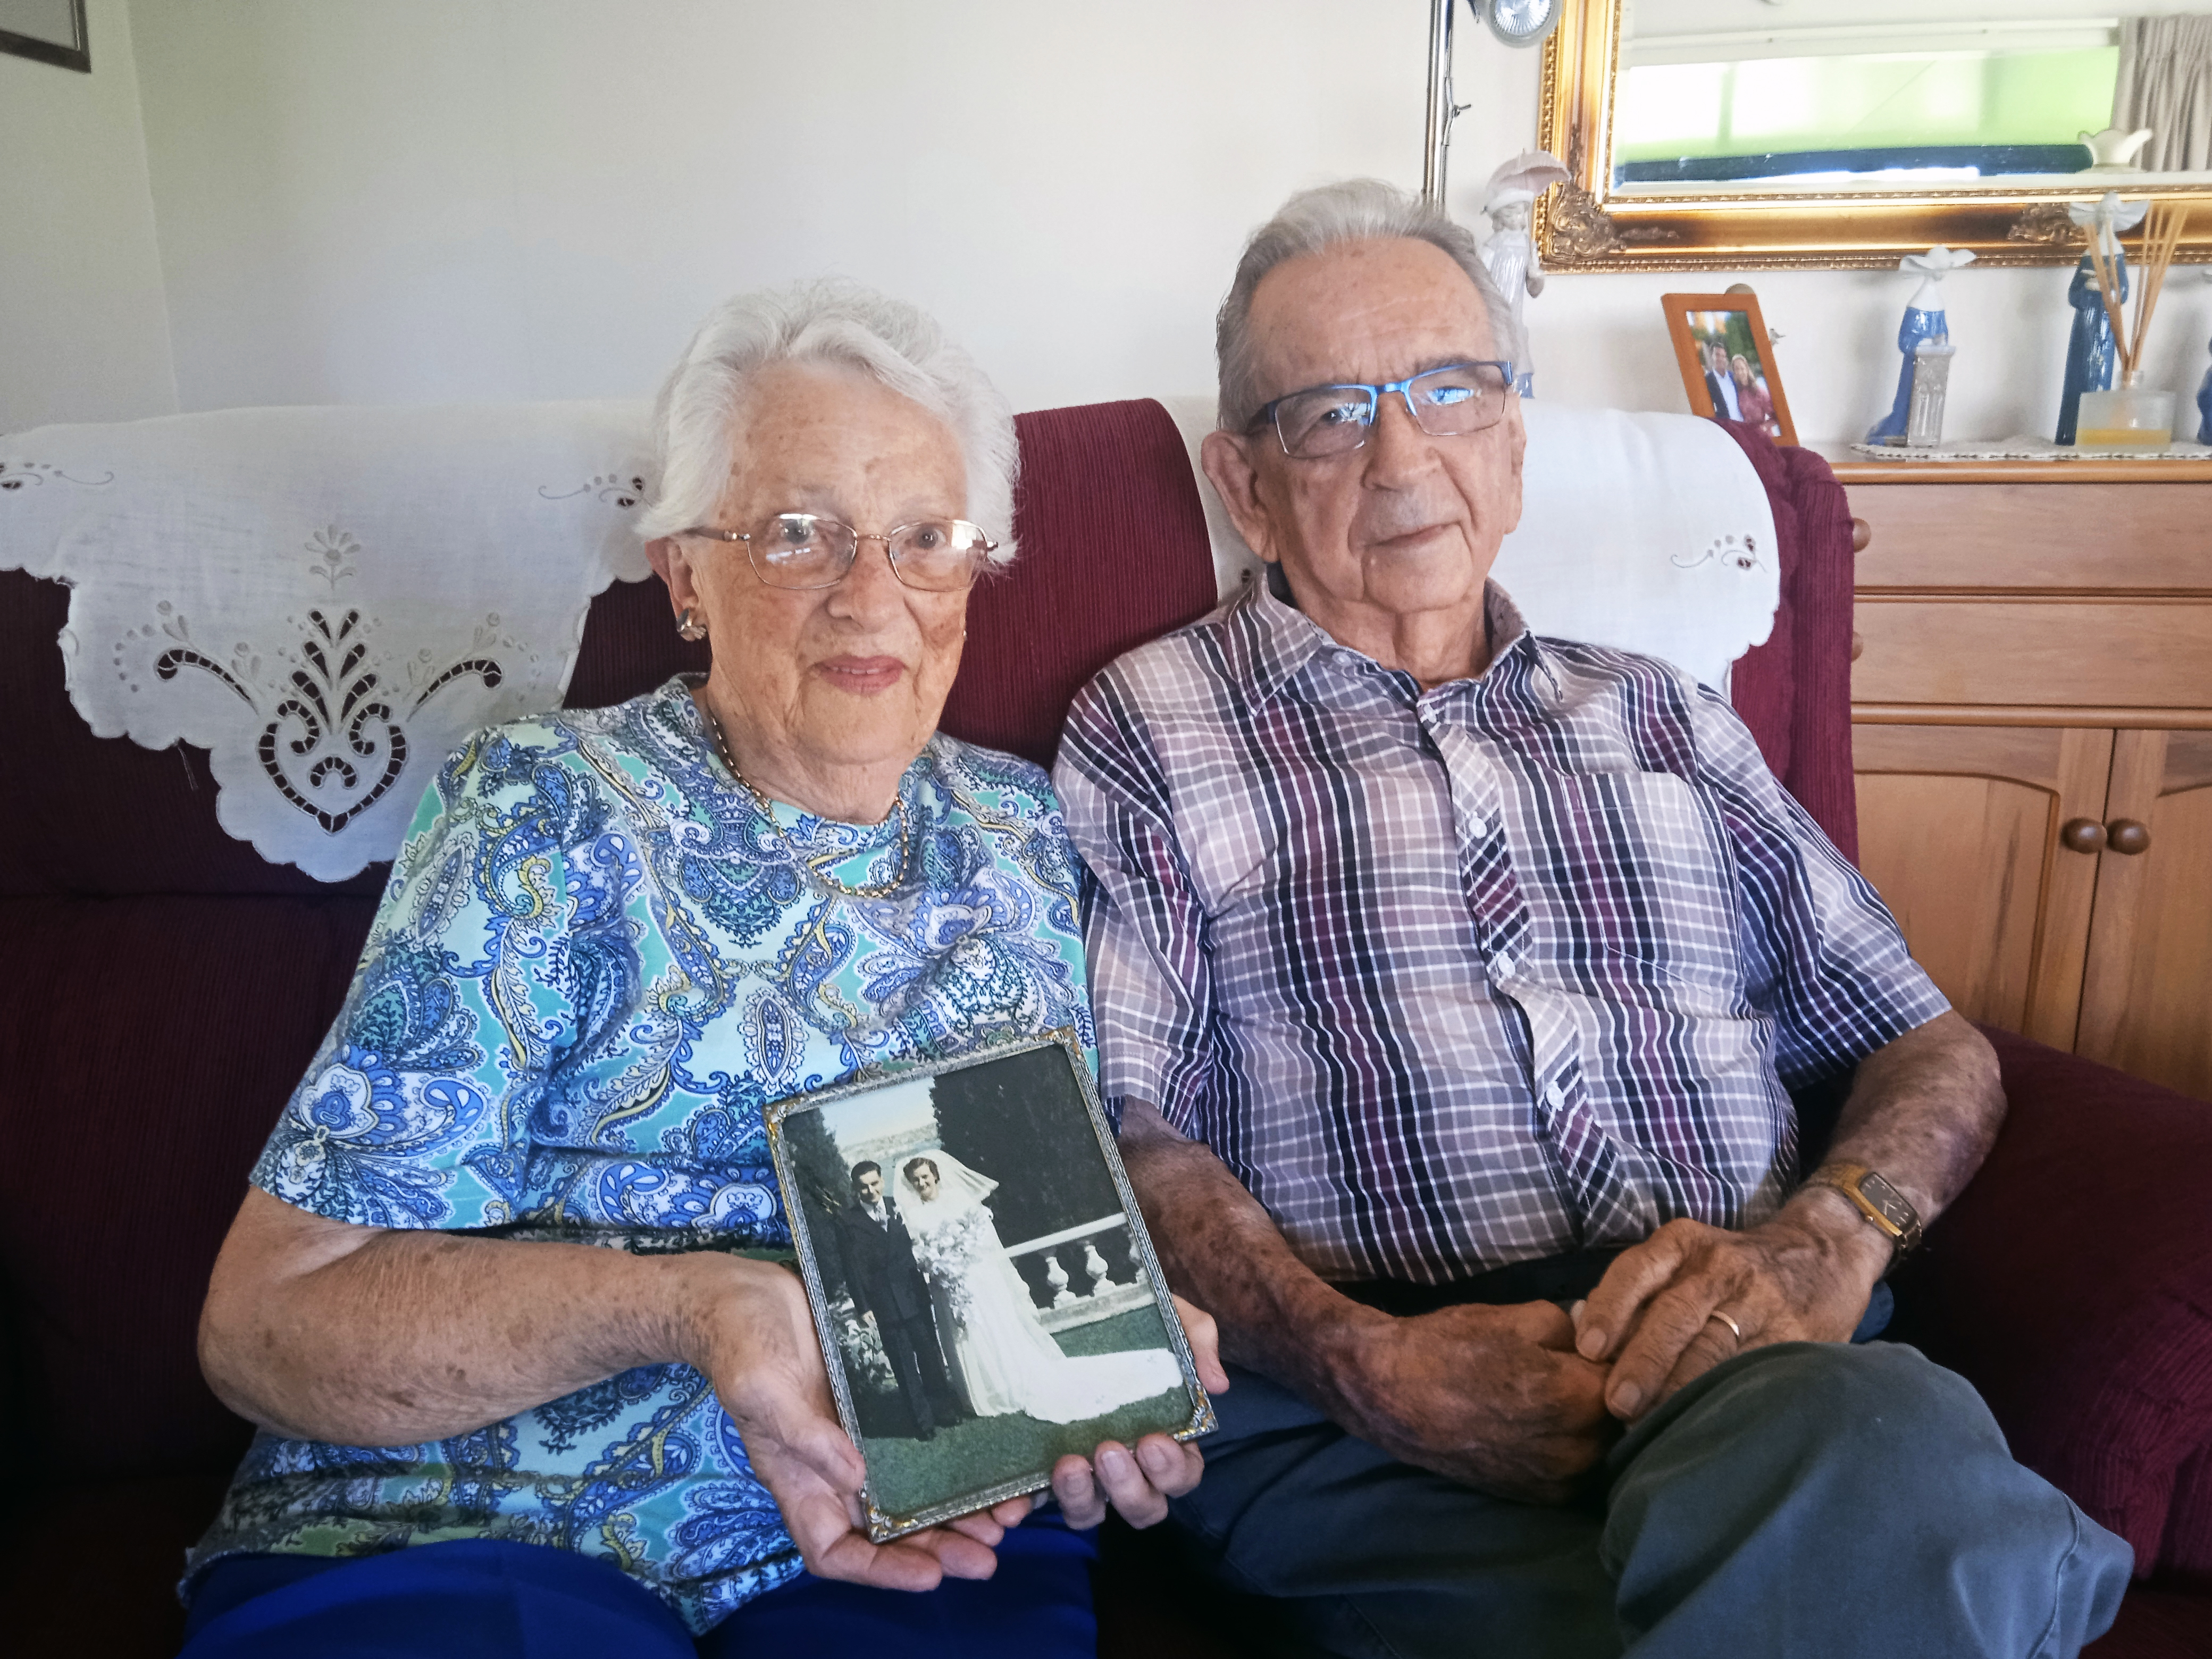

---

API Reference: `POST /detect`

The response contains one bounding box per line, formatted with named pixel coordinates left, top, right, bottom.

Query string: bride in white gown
left=899, top=1152, right=1182, bottom=1423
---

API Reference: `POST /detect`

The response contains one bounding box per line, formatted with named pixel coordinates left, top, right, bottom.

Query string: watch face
left=1484, top=0, right=1561, bottom=48
left=1858, top=1171, right=1916, bottom=1234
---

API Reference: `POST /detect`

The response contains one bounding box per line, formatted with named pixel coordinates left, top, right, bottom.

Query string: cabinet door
left=1853, top=724, right=2114, bottom=1047
left=2076, top=730, right=2212, bottom=1101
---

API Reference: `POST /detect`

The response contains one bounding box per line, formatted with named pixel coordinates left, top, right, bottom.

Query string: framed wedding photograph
left=0, top=0, right=89, bottom=72
left=1662, top=292, right=1796, bottom=446
left=766, top=1029, right=1214, bottom=1541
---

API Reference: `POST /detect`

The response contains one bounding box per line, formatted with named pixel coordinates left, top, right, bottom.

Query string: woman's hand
left=1049, top=1293, right=1229, bottom=1529
left=685, top=1256, right=1023, bottom=1590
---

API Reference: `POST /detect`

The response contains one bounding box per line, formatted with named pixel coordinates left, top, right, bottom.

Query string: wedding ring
left=1707, top=1309, right=1744, bottom=1344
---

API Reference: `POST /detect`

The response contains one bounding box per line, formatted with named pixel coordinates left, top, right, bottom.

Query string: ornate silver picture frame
left=766, top=1028, right=1214, bottom=1542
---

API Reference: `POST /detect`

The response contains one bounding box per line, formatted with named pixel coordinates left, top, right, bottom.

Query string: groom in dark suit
left=1703, top=337, right=1742, bottom=422
left=830, top=1160, right=964, bottom=1439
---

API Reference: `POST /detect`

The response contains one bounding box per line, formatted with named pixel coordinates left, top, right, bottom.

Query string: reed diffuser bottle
left=2077, top=371, right=2175, bottom=448
left=2073, top=198, right=2189, bottom=450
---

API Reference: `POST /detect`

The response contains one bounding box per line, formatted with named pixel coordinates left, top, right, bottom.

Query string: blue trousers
left=1164, top=1342, right=2132, bottom=1658
left=178, top=1516, right=1095, bottom=1659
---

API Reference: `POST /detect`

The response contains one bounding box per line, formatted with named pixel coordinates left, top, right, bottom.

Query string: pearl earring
left=676, top=606, right=708, bottom=642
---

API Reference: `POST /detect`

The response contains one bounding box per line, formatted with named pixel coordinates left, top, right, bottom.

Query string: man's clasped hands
left=1325, top=1206, right=1892, bottom=1504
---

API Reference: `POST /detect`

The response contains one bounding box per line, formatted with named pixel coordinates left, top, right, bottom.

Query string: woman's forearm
left=198, top=1185, right=767, bottom=1447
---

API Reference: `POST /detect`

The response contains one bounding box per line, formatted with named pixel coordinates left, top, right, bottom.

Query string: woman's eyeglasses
left=677, top=513, right=996, bottom=592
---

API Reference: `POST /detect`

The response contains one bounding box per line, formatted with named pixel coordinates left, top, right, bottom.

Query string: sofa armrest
left=1890, top=1026, right=2212, bottom=1576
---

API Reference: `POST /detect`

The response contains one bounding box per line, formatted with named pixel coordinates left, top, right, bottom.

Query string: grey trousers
left=1165, top=1342, right=2132, bottom=1658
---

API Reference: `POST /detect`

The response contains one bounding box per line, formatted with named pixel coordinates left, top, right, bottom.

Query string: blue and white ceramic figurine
left=2198, top=272, right=2212, bottom=447
left=2056, top=192, right=2147, bottom=445
left=1866, top=246, right=1974, bottom=444
left=2197, top=346, right=2211, bottom=446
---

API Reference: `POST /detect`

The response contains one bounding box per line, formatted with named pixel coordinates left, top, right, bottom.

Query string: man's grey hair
left=1216, top=179, right=1522, bottom=432
left=638, top=277, right=1019, bottom=564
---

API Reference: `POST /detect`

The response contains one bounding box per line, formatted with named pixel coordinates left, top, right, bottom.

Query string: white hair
left=1215, top=178, right=1522, bottom=432
left=637, top=278, right=1019, bottom=564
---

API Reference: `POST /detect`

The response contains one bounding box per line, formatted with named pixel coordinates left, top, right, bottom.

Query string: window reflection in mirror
left=1613, top=0, right=2212, bottom=192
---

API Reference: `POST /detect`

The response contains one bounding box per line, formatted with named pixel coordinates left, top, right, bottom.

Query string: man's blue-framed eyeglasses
left=1251, top=361, right=1516, bottom=459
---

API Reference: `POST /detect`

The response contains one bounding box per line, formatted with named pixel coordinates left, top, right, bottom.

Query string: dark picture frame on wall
left=0, top=0, right=89, bottom=72
left=1662, top=291, right=1797, bottom=447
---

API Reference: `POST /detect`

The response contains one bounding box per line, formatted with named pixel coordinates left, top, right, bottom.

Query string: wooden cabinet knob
left=1850, top=517, right=1872, bottom=553
left=1850, top=630, right=1864, bottom=662
left=2060, top=818, right=2107, bottom=854
left=2106, top=818, right=2152, bottom=855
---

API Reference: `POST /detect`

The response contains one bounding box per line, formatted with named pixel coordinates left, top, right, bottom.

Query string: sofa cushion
left=1895, top=1026, right=2212, bottom=1576
left=0, top=1472, right=231, bottom=1659
left=0, top=894, right=374, bottom=1481
left=940, top=400, right=1217, bottom=768
left=2087, top=1582, right=2212, bottom=1657
left=2160, top=1444, right=2212, bottom=1582
left=1716, top=423, right=1859, bottom=866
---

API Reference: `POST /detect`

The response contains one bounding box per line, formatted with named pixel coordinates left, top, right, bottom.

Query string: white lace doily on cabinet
left=1, top=401, right=656, bottom=880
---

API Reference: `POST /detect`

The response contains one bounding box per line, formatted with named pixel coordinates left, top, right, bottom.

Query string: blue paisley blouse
left=184, top=677, right=1096, bottom=1633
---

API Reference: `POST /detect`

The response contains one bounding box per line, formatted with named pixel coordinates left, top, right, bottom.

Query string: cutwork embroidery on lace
left=116, top=527, right=525, bottom=835
left=1672, top=531, right=1763, bottom=572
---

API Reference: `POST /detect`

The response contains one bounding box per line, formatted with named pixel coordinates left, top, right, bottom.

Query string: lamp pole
left=1422, top=0, right=1465, bottom=206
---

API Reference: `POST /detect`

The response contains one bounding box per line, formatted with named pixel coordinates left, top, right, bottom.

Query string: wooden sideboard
left=1831, top=455, right=2212, bottom=1102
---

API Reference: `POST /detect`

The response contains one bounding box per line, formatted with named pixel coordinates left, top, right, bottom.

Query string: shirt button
left=1467, top=815, right=1488, bottom=839
left=1544, top=1080, right=1567, bottom=1108
left=1492, top=951, right=1516, bottom=978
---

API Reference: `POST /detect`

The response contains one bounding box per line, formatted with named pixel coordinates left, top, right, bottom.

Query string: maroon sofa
left=2, top=400, right=2207, bottom=1656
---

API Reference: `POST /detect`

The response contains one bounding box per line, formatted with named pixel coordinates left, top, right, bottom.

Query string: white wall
left=124, top=1, right=1436, bottom=419
left=81, top=2, right=2212, bottom=445
left=0, top=0, right=175, bottom=432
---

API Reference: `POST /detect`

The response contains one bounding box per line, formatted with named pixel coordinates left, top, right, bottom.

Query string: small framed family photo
left=1662, top=292, right=1796, bottom=446
left=767, top=1029, right=1214, bottom=1541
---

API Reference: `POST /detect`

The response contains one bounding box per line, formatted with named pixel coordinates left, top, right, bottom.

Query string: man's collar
left=1227, top=573, right=1539, bottom=705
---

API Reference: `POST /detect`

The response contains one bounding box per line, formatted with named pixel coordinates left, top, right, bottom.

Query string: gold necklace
left=701, top=706, right=915, bottom=899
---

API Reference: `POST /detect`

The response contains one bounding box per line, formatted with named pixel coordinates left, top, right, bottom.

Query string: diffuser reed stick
left=2085, top=200, right=2189, bottom=381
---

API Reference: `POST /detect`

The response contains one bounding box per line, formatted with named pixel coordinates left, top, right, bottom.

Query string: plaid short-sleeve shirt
left=1054, top=580, right=1947, bottom=1286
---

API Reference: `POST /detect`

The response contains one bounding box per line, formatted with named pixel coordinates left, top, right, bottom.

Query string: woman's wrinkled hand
left=689, top=1258, right=1025, bottom=1591
left=1049, top=1293, right=1229, bottom=1529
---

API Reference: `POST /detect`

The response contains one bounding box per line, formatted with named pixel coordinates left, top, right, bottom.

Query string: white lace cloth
left=1159, top=399, right=1779, bottom=694
left=1, top=401, right=655, bottom=880
left=1847, top=436, right=2212, bottom=461
left=5, top=395, right=1777, bottom=879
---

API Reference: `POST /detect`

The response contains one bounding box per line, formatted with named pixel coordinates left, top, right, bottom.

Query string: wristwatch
left=1803, top=1161, right=1923, bottom=1269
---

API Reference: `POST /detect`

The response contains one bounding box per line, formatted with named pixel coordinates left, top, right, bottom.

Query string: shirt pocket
left=1513, top=767, right=1742, bottom=1010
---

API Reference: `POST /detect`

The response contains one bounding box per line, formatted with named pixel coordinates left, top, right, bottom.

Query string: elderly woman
left=180, top=281, right=1223, bottom=1659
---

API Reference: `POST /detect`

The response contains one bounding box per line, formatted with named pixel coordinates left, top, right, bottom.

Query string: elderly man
left=1053, top=180, right=2130, bottom=1658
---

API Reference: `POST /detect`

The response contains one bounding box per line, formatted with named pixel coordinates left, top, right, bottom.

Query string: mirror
left=1535, top=0, right=2212, bottom=269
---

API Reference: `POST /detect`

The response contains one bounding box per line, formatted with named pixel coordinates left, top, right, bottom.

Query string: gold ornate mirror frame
left=1535, top=0, right=2212, bottom=271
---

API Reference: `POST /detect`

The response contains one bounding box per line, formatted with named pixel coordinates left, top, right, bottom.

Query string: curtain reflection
left=2116, top=16, right=2212, bottom=172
